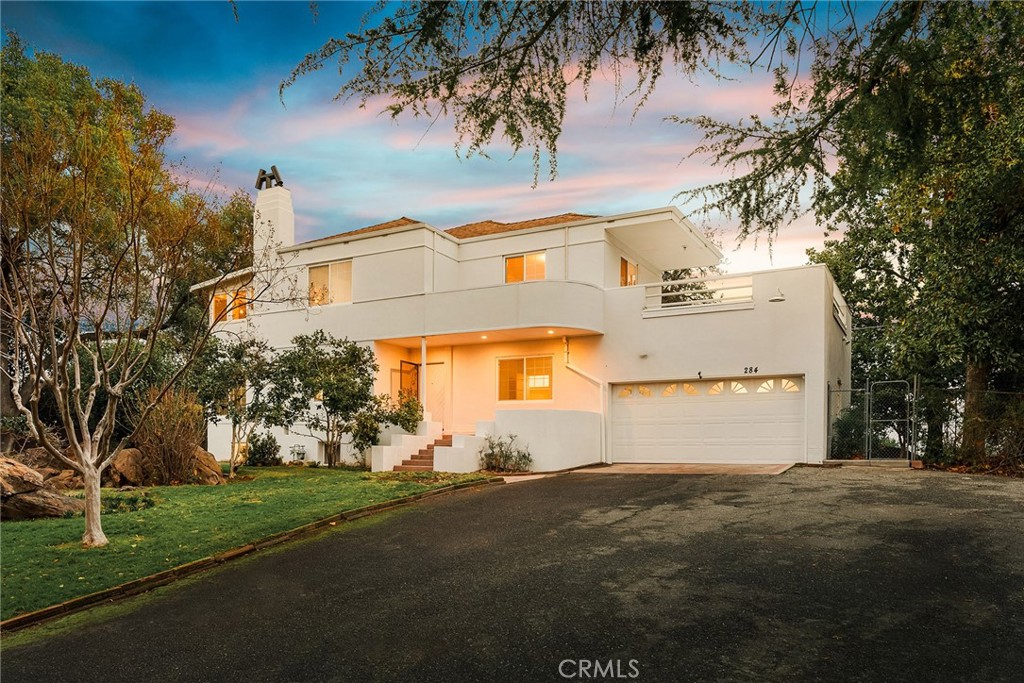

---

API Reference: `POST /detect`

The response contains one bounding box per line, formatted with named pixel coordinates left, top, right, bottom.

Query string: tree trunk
left=961, top=360, right=989, bottom=465
left=921, top=388, right=947, bottom=461
left=229, top=424, right=240, bottom=479
left=81, top=467, right=109, bottom=547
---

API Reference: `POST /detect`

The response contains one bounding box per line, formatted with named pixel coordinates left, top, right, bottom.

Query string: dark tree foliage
left=283, top=1, right=756, bottom=180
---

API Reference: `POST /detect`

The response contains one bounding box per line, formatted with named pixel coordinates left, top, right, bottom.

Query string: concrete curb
left=0, top=476, right=504, bottom=634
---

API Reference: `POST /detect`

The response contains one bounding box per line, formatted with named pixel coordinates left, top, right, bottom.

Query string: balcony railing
left=643, top=274, right=754, bottom=313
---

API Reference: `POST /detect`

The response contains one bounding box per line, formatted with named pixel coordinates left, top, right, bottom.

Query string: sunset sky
left=2, top=1, right=833, bottom=272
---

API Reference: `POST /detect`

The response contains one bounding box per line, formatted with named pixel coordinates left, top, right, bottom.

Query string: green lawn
left=1, top=467, right=487, bottom=621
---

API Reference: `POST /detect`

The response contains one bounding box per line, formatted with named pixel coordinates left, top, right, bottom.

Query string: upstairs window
left=211, top=288, right=248, bottom=323
left=620, top=258, right=638, bottom=286
left=309, top=260, right=352, bottom=306
left=505, top=251, right=545, bottom=283
left=498, top=356, right=553, bottom=401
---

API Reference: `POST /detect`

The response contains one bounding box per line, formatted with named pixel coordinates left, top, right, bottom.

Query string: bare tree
left=0, top=39, right=296, bottom=546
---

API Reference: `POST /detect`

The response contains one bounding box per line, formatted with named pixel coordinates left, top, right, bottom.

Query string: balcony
left=321, top=279, right=605, bottom=343
left=642, top=274, right=754, bottom=317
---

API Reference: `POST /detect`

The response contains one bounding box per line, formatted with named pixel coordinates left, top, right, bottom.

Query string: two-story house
left=196, top=178, right=850, bottom=472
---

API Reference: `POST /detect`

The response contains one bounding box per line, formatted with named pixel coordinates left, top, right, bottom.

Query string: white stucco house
left=195, top=177, right=850, bottom=472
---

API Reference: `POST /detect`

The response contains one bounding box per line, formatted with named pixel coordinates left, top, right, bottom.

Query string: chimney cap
left=255, top=165, right=284, bottom=190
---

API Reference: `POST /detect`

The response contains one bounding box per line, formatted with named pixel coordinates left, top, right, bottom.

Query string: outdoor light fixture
left=768, top=288, right=786, bottom=303
left=547, top=330, right=555, bottom=334
left=480, top=335, right=488, bottom=340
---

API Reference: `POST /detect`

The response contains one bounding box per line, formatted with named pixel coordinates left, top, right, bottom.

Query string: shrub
left=130, top=388, right=205, bottom=485
left=247, top=432, right=282, bottom=466
left=479, top=434, right=532, bottom=473
left=101, top=491, right=156, bottom=514
left=350, top=394, right=424, bottom=466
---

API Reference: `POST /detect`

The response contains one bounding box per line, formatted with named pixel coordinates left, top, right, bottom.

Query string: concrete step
left=393, top=464, right=433, bottom=472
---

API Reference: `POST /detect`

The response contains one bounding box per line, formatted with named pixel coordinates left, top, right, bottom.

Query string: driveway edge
left=0, top=476, right=505, bottom=634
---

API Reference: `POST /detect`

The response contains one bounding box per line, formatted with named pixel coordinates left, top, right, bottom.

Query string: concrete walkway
left=3, top=468, right=1022, bottom=682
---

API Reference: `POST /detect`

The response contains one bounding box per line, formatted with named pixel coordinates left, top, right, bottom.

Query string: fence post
left=864, top=381, right=871, bottom=460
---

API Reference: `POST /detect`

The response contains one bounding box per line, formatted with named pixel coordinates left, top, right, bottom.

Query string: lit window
left=499, top=356, right=552, bottom=400
left=309, top=260, right=352, bottom=306
left=618, top=386, right=634, bottom=398
left=663, top=384, right=677, bottom=397
left=637, top=385, right=652, bottom=397
left=708, top=382, right=724, bottom=395
left=505, top=251, right=546, bottom=283
left=212, top=289, right=248, bottom=323
left=758, top=380, right=774, bottom=393
left=729, top=381, right=748, bottom=394
left=620, top=258, right=638, bottom=286
left=683, top=383, right=699, bottom=396
left=212, top=293, right=228, bottom=322
left=231, top=289, right=248, bottom=320
left=781, top=379, right=800, bottom=393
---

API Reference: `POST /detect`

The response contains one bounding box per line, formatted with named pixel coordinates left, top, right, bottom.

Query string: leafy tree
left=196, top=337, right=282, bottom=478
left=272, top=330, right=378, bottom=467
left=272, top=331, right=424, bottom=467
left=788, top=4, right=1024, bottom=464
left=280, top=0, right=759, bottom=179
left=0, top=37, right=269, bottom=546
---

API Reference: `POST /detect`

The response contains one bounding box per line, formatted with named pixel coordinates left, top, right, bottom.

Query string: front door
left=399, top=361, right=419, bottom=399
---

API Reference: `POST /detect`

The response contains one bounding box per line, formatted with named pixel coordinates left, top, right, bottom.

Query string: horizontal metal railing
left=643, top=275, right=754, bottom=312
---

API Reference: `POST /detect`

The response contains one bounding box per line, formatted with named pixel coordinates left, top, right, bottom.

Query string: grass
left=0, top=510, right=403, bottom=651
left=0, top=466, right=486, bottom=621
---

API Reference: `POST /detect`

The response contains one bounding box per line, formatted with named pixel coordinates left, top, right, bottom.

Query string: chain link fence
left=827, top=381, right=914, bottom=460
left=828, top=381, right=1024, bottom=468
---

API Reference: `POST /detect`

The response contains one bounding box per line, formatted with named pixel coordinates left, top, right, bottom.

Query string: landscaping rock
left=193, top=447, right=225, bottom=485
left=106, top=448, right=148, bottom=487
left=0, top=456, right=85, bottom=520
left=47, top=469, right=84, bottom=490
left=36, top=466, right=61, bottom=480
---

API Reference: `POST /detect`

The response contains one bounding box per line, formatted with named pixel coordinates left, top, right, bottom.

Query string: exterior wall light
left=768, top=288, right=786, bottom=303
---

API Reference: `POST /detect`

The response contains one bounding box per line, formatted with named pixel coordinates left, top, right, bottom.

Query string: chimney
left=253, top=166, right=294, bottom=259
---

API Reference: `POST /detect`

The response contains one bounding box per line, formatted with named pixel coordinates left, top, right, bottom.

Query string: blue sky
left=2, top=1, right=830, bottom=272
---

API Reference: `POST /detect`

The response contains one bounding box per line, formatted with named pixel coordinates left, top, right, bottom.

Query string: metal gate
left=827, top=380, right=916, bottom=461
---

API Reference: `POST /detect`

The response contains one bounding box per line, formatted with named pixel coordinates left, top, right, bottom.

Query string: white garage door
left=610, top=377, right=805, bottom=463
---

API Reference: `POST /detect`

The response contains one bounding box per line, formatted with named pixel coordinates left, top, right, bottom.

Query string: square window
left=309, top=261, right=352, bottom=306
left=498, top=356, right=553, bottom=401
left=505, top=252, right=545, bottom=283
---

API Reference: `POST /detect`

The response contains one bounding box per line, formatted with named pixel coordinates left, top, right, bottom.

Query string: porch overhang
left=381, top=326, right=600, bottom=349
left=604, top=208, right=722, bottom=271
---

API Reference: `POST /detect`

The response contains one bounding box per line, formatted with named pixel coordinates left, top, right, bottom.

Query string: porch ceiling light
left=547, top=330, right=555, bottom=334
left=480, top=335, right=488, bottom=339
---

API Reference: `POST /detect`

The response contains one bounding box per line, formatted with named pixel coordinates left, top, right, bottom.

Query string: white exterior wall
left=492, top=410, right=602, bottom=471
left=204, top=190, right=849, bottom=469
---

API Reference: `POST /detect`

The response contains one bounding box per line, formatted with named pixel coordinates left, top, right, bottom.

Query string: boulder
left=0, top=456, right=85, bottom=520
left=36, top=466, right=61, bottom=480
left=47, top=469, right=84, bottom=490
left=193, top=447, right=225, bottom=485
left=107, top=448, right=149, bottom=487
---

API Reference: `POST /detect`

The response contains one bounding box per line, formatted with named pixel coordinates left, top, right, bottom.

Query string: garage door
left=610, top=377, right=805, bottom=463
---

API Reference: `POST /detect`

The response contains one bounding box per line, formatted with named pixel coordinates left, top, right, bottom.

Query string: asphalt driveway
left=3, top=468, right=1023, bottom=682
